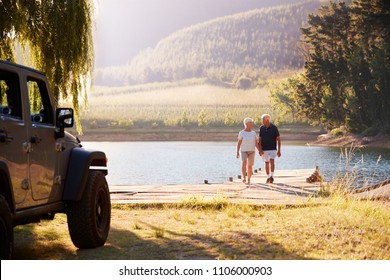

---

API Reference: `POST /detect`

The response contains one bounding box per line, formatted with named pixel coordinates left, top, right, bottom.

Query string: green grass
left=12, top=195, right=390, bottom=260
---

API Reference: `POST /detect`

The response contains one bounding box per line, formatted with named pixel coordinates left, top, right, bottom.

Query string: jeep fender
left=63, top=148, right=108, bottom=201
left=0, top=161, right=15, bottom=214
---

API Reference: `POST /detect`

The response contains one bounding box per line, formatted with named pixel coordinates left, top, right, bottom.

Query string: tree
left=350, top=0, right=390, bottom=131
left=224, top=111, right=235, bottom=127
left=236, top=75, right=252, bottom=89
left=0, top=0, right=94, bottom=132
left=298, top=0, right=390, bottom=132
left=180, top=109, right=190, bottom=127
left=270, top=76, right=301, bottom=123
left=198, top=110, right=208, bottom=127
left=301, top=2, right=351, bottom=130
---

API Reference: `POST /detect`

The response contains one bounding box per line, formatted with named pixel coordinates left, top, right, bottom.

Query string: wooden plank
left=109, top=168, right=324, bottom=204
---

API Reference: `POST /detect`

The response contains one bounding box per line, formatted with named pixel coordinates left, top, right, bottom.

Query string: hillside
left=94, top=0, right=323, bottom=87
left=95, top=0, right=301, bottom=68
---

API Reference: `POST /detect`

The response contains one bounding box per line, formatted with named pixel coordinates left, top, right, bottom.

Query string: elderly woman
left=236, top=117, right=260, bottom=185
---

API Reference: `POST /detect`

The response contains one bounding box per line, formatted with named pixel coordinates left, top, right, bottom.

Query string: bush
left=198, top=110, right=208, bottom=127
left=118, top=119, right=134, bottom=128
left=362, top=126, right=380, bottom=137
left=331, top=127, right=345, bottom=136
left=224, top=112, right=235, bottom=127
left=180, top=110, right=190, bottom=127
left=164, top=118, right=178, bottom=127
left=88, top=119, right=98, bottom=129
left=236, top=76, right=252, bottom=89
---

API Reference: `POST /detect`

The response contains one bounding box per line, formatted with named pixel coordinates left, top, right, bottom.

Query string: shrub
left=89, top=119, right=98, bottom=129
left=224, top=111, right=235, bottom=126
left=164, top=118, right=178, bottom=127
left=362, top=126, right=380, bottom=137
left=118, top=119, right=134, bottom=128
left=180, top=110, right=190, bottom=127
left=198, top=110, right=208, bottom=127
left=236, top=76, right=252, bottom=89
left=331, top=127, right=345, bottom=136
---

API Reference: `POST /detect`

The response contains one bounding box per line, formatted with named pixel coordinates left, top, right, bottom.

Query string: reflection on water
left=83, top=141, right=389, bottom=187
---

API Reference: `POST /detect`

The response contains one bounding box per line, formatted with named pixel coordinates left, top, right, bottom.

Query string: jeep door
left=0, top=68, right=30, bottom=207
left=25, top=75, right=60, bottom=202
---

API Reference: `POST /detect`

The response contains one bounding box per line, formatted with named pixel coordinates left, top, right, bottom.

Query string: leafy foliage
left=0, top=0, right=94, bottom=131
left=273, top=0, right=390, bottom=133
left=197, top=110, right=208, bottom=127
left=270, top=75, right=302, bottom=123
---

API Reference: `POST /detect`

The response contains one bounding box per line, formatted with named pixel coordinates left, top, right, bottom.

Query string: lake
left=82, top=141, right=389, bottom=188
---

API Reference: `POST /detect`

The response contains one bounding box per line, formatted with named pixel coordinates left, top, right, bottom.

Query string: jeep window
left=27, top=77, right=53, bottom=125
left=0, top=70, right=22, bottom=119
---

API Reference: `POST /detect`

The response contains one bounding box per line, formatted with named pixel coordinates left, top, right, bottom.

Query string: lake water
left=82, top=141, right=389, bottom=188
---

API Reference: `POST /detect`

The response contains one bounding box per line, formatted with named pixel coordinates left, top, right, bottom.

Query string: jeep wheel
left=67, top=171, right=111, bottom=249
left=0, top=195, right=13, bottom=259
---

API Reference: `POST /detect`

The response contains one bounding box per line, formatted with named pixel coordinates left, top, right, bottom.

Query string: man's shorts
left=241, top=151, right=255, bottom=166
left=262, top=150, right=277, bottom=162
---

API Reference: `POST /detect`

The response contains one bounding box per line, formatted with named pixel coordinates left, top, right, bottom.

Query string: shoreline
left=310, top=133, right=390, bottom=149
left=77, top=131, right=389, bottom=148
left=78, top=132, right=318, bottom=142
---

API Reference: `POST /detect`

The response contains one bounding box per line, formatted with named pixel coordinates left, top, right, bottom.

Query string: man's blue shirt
left=259, top=123, right=280, bottom=150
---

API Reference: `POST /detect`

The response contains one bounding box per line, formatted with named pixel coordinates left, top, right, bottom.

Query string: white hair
left=261, top=114, right=271, bottom=121
left=243, top=117, right=253, bottom=125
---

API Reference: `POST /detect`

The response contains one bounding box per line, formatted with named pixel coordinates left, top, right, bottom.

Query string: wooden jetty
left=109, top=169, right=325, bottom=205
left=109, top=168, right=390, bottom=205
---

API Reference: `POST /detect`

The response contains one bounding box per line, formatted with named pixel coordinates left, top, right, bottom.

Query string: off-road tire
left=66, top=171, right=111, bottom=249
left=0, top=194, right=13, bottom=259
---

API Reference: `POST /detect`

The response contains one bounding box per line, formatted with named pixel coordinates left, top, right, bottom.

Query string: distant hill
left=95, top=0, right=323, bottom=87
left=95, top=0, right=302, bottom=68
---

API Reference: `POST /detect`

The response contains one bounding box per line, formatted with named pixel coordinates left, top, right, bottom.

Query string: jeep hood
left=63, top=131, right=82, bottom=148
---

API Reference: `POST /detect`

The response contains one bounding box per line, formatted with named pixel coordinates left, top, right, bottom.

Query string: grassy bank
left=12, top=195, right=390, bottom=260
left=76, top=124, right=320, bottom=142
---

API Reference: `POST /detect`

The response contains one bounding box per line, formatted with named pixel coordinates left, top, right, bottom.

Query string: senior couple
left=236, top=114, right=281, bottom=185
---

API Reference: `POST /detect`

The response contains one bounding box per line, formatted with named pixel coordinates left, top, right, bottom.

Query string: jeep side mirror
left=56, top=108, right=74, bottom=128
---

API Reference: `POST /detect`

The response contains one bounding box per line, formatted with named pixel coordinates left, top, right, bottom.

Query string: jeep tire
left=0, top=194, right=13, bottom=259
left=66, top=171, right=111, bottom=249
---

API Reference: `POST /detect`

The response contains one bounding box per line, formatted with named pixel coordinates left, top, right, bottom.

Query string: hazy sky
left=93, top=0, right=295, bottom=68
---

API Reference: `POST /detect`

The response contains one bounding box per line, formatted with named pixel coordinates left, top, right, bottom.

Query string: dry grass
left=12, top=196, right=390, bottom=260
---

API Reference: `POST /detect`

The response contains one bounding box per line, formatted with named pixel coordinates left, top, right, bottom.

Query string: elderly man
left=236, top=117, right=260, bottom=185
left=258, top=114, right=281, bottom=183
